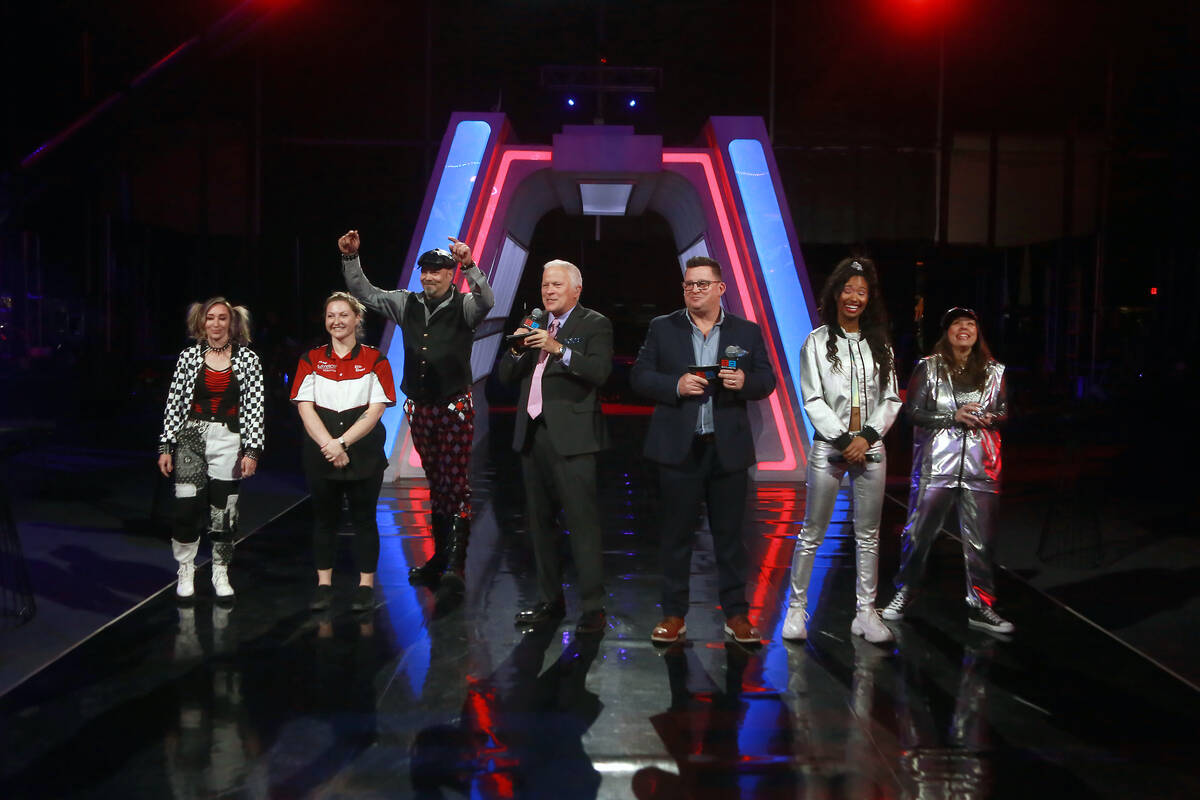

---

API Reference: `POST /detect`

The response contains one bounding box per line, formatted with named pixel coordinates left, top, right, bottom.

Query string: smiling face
left=682, top=265, right=725, bottom=317
left=325, top=299, right=360, bottom=345
left=947, top=316, right=978, bottom=351
left=205, top=303, right=232, bottom=346
left=420, top=265, right=455, bottom=299
left=836, top=275, right=869, bottom=330
left=541, top=265, right=581, bottom=316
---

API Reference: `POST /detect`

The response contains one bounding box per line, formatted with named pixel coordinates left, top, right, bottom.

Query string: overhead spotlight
left=567, top=97, right=577, bottom=107
left=628, top=98, right=637, bottom=108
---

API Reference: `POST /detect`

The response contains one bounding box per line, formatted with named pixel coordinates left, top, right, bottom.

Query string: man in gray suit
left=498, top=260, right=613, bottom=635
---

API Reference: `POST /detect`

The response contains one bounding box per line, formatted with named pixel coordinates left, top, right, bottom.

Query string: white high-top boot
left=172, top=539, right=199, bottom=598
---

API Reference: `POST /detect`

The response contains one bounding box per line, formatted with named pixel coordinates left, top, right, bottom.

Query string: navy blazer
left=631, top=309, right=776, bottom=471
left=497, top=304, right=613, bottom=456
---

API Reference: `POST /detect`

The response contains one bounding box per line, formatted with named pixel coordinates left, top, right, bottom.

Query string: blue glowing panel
left=404, top=121, right=492, bottom=293
left=677, top=235, right=710, bottom=272
left=727, top=138, right=816, bottom=443
left=379, top=120, right=492, bottom=457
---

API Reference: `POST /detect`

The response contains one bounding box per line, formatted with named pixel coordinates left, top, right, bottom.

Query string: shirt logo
left=354, top=364, right=366, bottom=372
left=316, top=362, right=337, bottom=372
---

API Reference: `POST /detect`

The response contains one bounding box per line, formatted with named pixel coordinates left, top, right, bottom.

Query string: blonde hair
left=324, top=291, right=366, bottom=339
left=186, top=297, right=252, bottom=345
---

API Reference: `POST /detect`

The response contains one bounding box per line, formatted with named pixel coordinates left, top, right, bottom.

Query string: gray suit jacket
left=497, top=304, right=613, bottom=456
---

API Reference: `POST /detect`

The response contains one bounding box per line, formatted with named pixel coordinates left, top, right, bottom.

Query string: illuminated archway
left=379, top=114, right=818, bottom=481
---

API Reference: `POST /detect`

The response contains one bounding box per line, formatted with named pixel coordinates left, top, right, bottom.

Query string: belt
left=694, top=432, right=715, bottom=444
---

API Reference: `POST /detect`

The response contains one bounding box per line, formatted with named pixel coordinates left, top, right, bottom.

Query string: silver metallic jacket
left=799, top=325, right=902, bottom=446
left=906, top=355, right=1008, bottom=493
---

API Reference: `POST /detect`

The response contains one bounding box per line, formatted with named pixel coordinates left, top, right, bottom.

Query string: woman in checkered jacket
left=157, top=297, right=265, bottom=600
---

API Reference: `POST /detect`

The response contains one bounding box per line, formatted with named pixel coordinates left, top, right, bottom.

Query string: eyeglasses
left=682, top=280, right=720, bottom=292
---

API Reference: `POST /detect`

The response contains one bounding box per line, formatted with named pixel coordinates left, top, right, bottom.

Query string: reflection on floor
left=1, top=418, right=1197, bottom=799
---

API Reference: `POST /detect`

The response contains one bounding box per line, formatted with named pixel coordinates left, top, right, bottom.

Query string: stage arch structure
left=379, top=114, right=819, bottom=482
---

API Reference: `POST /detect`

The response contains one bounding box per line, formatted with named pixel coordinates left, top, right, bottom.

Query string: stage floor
left=2, top=418, right=1197, bottom=799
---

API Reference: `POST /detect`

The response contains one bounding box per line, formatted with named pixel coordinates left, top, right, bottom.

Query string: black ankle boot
left=435, top=516, right=470, bottom=602
left=409, top=513, right=449, bottom=585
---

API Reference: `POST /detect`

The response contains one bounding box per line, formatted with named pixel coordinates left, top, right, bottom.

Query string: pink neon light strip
left=662, top=151, right=798, bottom=472
left=473, top=148, right=553, bottom=267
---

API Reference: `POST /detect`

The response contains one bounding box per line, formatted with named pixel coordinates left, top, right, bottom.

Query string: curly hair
left=186, top=297, right=252, bottom=345
left=817, top=256, right=893, bottom=390
left=324, top=291, right=367, bottom=339
left=932, top=313, right=994, bottom=391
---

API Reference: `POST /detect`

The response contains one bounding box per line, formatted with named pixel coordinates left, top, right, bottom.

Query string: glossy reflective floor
left=2, top=418, right=1198, bottom=799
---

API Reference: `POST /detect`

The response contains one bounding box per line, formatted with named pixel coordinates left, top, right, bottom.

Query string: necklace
left=207, top=340, right=232, bottom=354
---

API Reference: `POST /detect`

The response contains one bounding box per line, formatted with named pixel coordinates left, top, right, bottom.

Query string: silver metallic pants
left=789, top=439, right=888, bottom=610
left=895, top=485, right=999, bottom=608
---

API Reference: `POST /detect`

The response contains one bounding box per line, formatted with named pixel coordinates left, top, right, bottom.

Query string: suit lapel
left=556, top=305, right=585, bottom=343
left=672, top=310, right=694, bottom=364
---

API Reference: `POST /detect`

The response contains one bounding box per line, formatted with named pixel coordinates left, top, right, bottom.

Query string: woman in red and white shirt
left=291, top=291, right=395, bottom=612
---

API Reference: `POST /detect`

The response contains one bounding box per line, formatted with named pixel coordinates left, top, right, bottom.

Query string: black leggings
left=310, top=472, right=384, bottom=573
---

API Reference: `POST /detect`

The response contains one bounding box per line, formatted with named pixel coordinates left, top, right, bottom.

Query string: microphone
left=504, top=308, right=545, bottom=345
left=721, top=345, right=748, bottom=370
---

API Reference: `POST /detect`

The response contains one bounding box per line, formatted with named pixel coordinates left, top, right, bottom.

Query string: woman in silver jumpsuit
left=784, top=257, right=902, bottom=644
left=881, top=307, right=1014, bottom=634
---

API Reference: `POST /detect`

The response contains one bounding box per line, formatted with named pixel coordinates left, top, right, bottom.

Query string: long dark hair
left=817, top=256, right=893, bottom=390
left=932, top=315, right=994, bottom=391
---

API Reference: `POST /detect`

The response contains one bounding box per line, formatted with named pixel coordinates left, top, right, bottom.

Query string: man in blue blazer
left=631, top=256, right=777, bottom=645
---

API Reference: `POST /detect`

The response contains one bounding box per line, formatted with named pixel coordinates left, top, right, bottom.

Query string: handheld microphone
left=504, top=308, right=545, bottom=345
left=721, top=345, right=748, bottom=370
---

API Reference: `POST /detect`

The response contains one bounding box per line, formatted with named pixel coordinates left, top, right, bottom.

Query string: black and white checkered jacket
left=158, top=342, right=266, bottom=457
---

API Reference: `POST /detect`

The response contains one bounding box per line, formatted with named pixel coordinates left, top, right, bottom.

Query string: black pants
left=309, top=472, right=384, bottom=573
left=658, top=436, right=750, bottom=619
left=521, top=418, right=606, bottom=613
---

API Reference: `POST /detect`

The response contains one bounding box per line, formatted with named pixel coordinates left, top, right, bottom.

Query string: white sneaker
left=881, top=588, right=910, bottom=621
left=850, top=607, right=894, bottom=644
left=212, top=564, right=235, bottom=598
left=782, top=606, right=809, bottom=641
left=176, top=562, right=195, bottom=598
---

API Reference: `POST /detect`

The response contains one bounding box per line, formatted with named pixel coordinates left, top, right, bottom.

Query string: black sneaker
left=310, top=584, right=334, bottom=611
left=967, top=604, right=1014, bottom=634
left=881, top=588, right=910, bottom=621
left=350, top=585, right=376, bottom=612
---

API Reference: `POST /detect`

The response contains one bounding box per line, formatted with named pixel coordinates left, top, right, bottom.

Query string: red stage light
left=1150, top=287, right=1158, bottom=295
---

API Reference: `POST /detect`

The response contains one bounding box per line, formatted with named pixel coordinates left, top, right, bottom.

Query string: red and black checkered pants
left=404, top=391, right=475, bottom=519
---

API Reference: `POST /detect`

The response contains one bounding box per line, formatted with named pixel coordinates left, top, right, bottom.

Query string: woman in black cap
left=882, top=307, right=1014, bottom=634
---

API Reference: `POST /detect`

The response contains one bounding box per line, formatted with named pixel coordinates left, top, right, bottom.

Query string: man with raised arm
left=338, top=230, right=494, bottom=601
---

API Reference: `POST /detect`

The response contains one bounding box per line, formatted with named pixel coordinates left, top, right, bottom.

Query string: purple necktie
left=526, top=319, right=560, bottom=419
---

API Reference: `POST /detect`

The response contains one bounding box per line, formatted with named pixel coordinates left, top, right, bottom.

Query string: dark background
left=0, top=0, right=1196, bottom=421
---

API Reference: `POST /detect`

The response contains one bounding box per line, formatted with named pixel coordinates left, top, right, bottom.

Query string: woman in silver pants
left=881, top=307, right=1014, bottom=634
left=784, top=257, right=902, bottom=644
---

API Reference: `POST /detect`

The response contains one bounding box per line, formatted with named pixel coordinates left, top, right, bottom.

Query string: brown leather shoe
left=651, top=616, right=687, bottom=643
left=723, top=614, right=762, bottom=644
